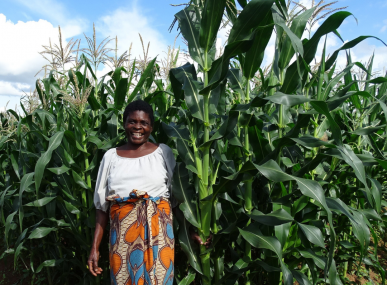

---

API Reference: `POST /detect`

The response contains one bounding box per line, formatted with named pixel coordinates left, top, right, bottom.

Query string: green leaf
left=291, top=136, right=335, bottom=148
left=326, top=198, right=357, bottom=223
left=281, top=11, right=354, bottom=94
left=48, top=218, right=70, bottom=227
left=328, top=260, right=343, bottom=285
left=24, top=197, right=56, bottom=207
left=172, top=163, right=200, bottom=228
left=228, top=0, right=275, bottom=44
left=28, top=227, right=56, bottom=239
left=297, top=223, right=325, bottom=248
left=199, top=0, right=227, bottom=55
left=254, top=160, right=336, bottom=273
left=10, top=151, right=20, bottom=180
left=183, top=74, right=205, bottom=121
left=227, top=69, right=245, bottom=97
left=47, top=165, right=70, bottom=175
left=19, top=172, right=35, bottom=232
left=5, top=211, right=17, bottom=247
left=200, top=111, right=239, bottom=149
left=326, top=36, right=387, bottom=70
left=162, top=122, right=197, bottom=172
left=275, top=222, right=291, bottom=248
left=170, top=63, right=197, bottom=102
left=63, top=200, right=80, bottom=214
left=239, top=223, right=293, bottom=285
left=292, top=196, right=309, bottom=215
left=298, top=249, right=326, bottom=270
left=291, top=270, right=311, bottom=285
left=36, top=259, right=63, bottom=274
left=201, top=40, right=253, bottom=94
left=64, top=130, right=87, bottom=153
left=72, top=170, right=89, bottom=189
left=176, top=139, right=197, bottom=174
left=360, top=208, right=381, bottom=221
left=178, top=271, right=196, bottom=285
left=351, top=124, right=386, bottom=135
left=13, top=241, right=25, bottom=269
left=243, top=11, right=274, bottom=79
left=278, top=8, right=315, bottom=70
left=175, top=7, right=203, bottom=66
left=248, top=209, right=293, bottom=226
left=310, top=101, right=343, bottom=145
left=266, top=92, right=313, bottom=106
left=272, top=7, right=304, bottom=58
left=176, top=210, right=203, bottom=275
left=128, top=57, right=157, bottom=102
left=114, top=78, right=128, bottom=109
left=35, top=131, right=64, bottom=194
left=369, top=178, right=382, bottom=213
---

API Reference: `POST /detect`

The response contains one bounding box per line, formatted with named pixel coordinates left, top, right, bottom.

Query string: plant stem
left=200, top=71, right=212, bottom=285
left=201, top=72, right=211, bottom=233
left=244, top=81, right=253, bottom=285
left=81, top=132, right=91, bottom=245
left=278, top=104, right=283, bottom=139
left=202, top=102, right=210, bottom=197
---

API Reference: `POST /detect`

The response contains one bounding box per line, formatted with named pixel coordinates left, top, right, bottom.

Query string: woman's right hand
left=88, top=247, right=103, bottom=276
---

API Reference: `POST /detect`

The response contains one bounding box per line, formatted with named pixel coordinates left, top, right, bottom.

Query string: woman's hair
left=123, top=100, right=154, bottom=126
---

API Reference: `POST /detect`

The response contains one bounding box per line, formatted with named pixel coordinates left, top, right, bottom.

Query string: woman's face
left=124, top=110, right=153, bottom=145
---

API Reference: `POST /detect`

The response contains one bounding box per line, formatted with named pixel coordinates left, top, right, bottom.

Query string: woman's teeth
left=132, top=133, right=143, bottom=138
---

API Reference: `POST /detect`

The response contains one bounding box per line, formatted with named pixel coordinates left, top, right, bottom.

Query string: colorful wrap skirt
left=107, top=190, right=174, bottom=285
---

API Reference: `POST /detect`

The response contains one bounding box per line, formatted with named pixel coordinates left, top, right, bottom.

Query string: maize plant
left=165, top=0, right=387, bottom=284
left=1, top=0, right=387, bottom=284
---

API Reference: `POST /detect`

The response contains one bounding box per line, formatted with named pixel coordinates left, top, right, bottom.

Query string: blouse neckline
left=114, top=144, right=161, bottom=160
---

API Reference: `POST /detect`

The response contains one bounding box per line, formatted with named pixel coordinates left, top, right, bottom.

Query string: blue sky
left=1, top=0, right=387, bottom=111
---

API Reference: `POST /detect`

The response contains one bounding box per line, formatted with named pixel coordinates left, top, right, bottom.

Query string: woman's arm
left=88, top=209, right=109, bottom=276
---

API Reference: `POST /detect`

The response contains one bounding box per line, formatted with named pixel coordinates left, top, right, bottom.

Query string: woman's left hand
left=190, top=228, right=212, bottom=249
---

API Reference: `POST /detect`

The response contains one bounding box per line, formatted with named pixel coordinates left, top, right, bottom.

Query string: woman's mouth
left=131, top=132, right=144, bottom=138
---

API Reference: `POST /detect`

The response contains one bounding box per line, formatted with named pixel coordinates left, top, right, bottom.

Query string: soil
left=0, top=254, right=31, bottom=285
left=1, top=241, right=386, bottom=284
left=344, top=239, right=387, bottom=285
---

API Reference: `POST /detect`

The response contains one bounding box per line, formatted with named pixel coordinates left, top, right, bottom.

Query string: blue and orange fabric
left=107, top=190, right=174, bottom=285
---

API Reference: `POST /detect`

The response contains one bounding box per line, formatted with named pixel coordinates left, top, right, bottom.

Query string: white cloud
left=0, top=95, right=23, bottom=113
left=0, top=0, right=87, bottom=110
left=0, top=81, right=30, bottom=96
left=337, top=40, right=387, bottom=72
left=0, top=81, right=32, bottom=111
left=13, top=0, right=86, bottom=38
left=96, top=4, right=168, bottom=65
left=381, top=20, right=387, bottom=32
left=0, top=14, right=59, bottom=79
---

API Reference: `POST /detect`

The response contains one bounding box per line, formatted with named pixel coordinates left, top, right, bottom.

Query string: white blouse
left=94, top=144, right=176, bottom=212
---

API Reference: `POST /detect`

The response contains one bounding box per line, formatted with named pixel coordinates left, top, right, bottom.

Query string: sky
left=0, top=0, right=387, bottom=112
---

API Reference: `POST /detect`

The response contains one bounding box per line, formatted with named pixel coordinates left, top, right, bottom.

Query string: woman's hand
left=190, top=227, right=212, bottom=249
left=88, top=247, right=103, bottom=276
left=88, top=209, right=108, bottom=276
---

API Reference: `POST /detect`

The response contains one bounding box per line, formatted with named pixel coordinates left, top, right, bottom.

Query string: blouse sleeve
left=159, top=143, right=176, bottom=192
left=94, top=148, right=115, bottom=212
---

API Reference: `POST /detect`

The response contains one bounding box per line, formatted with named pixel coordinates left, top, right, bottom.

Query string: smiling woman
left=88, top=100, right=176, bottom=285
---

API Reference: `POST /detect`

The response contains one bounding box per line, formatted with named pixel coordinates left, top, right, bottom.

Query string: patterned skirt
left=107, top=190, right=174, bottom=285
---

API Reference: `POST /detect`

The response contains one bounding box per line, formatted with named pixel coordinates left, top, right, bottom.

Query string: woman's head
left=123, top=100, right=154, bottom=145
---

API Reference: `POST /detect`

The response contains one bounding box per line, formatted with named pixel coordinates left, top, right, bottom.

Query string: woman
left=88, top=100, right=176, bottom=285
